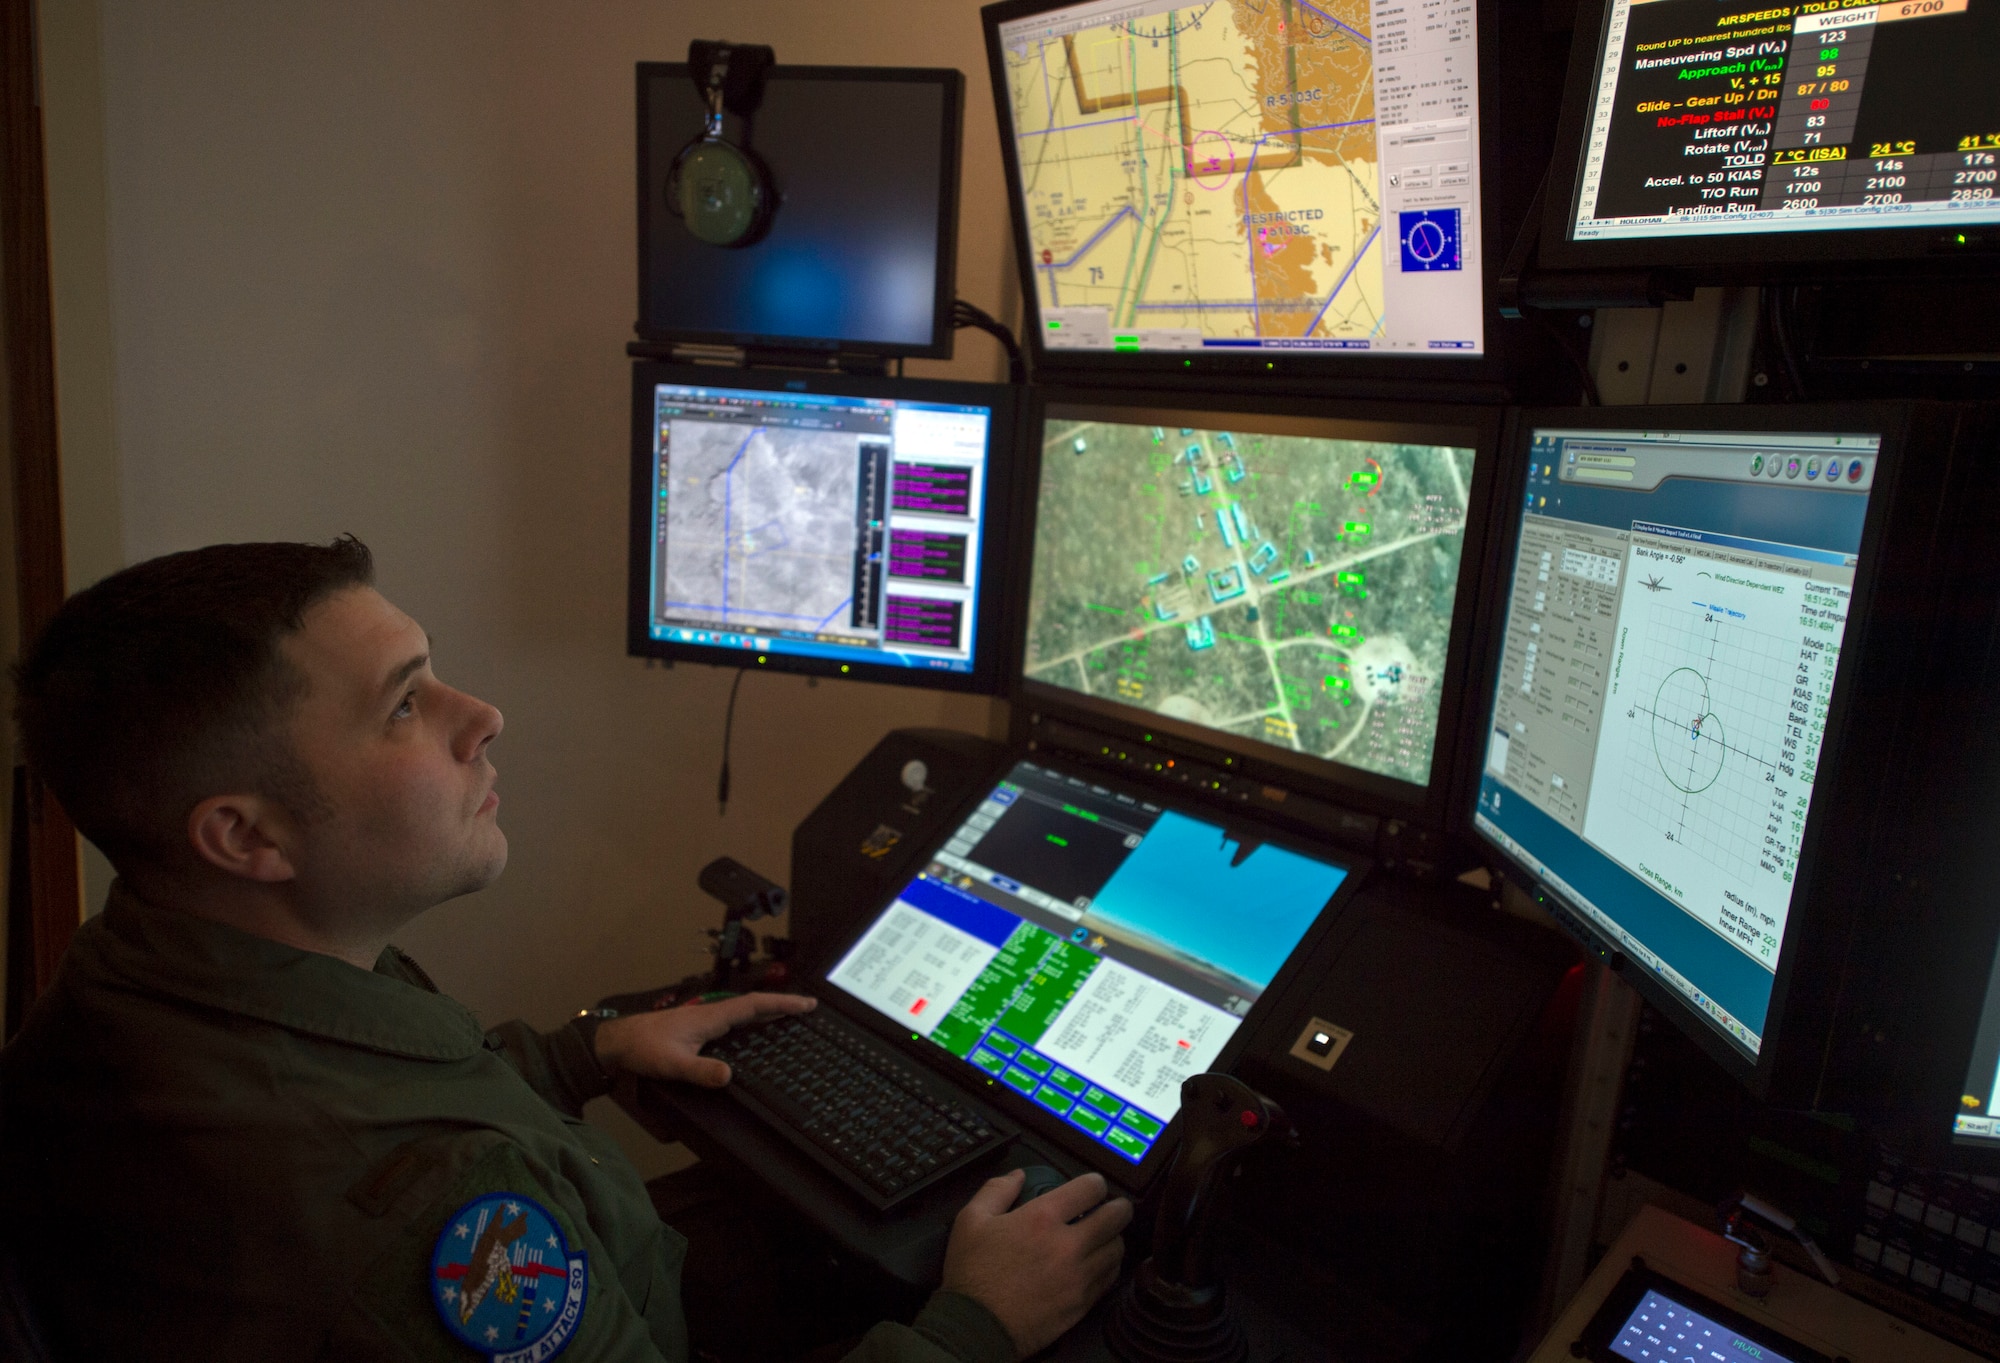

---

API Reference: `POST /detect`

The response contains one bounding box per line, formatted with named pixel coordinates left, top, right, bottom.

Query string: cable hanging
left=952, top=299, right=1027, bottom=385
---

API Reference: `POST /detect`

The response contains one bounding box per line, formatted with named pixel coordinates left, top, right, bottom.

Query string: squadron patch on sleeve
left=430, top=1191, right=587, bottom=1362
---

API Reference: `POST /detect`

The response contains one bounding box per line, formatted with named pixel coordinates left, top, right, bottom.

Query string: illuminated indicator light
left=1047, top=835, right=1069, bottom=847
left=757, top=655, right=767, bottom=663
left=841, top=664, right=850, bottom=672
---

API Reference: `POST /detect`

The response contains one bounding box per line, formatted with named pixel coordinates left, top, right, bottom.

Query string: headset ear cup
left=663, top=134, right=702, bottom=220
left=730, top=146, right=776, bottom=248
left=672, top=140, right=777, bottom=247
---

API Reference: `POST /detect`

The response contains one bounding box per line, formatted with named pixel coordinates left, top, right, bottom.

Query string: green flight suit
left=0, top=885, right=1017, bottom=1363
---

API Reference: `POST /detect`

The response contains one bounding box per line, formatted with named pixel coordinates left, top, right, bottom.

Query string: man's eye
left=393, top=692, right=416, bottom=720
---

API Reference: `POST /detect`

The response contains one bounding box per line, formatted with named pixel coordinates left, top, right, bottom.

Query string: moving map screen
left=641, top=381, right=994, bottom=675
left=990, top=0, right=1485, bottom=357
left=1473, top=427, right=1882, bottom=1056
left=1023, top=402, right=1481, bottom=789
left=828, top=760, right=1351, bottom=1164
left=1565, top=0, right=2000, bottom=245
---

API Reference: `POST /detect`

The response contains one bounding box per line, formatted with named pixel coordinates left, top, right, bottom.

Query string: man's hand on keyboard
left=941, top=1168, right=1133, bottom=1358
left=593, top=992, right=817, bottom=1086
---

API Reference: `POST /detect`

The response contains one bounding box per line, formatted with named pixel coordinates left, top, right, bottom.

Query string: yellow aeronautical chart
left=993, top=0, right=1485, bottom=357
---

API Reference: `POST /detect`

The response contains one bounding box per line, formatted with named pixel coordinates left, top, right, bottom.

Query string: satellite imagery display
left=661, top=420, right=863, bottom=635
left=1024, top=414, right=1476, bottom=785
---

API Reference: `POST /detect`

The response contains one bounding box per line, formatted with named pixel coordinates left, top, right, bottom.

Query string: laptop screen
left=826, top=759, right=1351, bottom=1166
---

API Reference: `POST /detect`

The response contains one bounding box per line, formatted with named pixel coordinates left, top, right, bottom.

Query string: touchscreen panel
left=1608, top=1288, right=1807, bottom=1363
left=827, top=760, right=1350, bottom=1164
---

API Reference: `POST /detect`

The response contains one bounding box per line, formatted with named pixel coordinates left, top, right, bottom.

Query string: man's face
left=276, top=586, right=506, bottom=917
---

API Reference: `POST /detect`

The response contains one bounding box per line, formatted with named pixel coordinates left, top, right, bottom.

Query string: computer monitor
left=1016, top=388, right=1501, bottom=823
left=626, top=364, right=1017, bottom=691
left=1542, top=0, right=2000, bottom=269
left=636, top=65, right=962, bottom=358
left=1470, top=409, right=1915, bottom=1090
left=820, top=756, right=1359, bottom=1180
left=981, top=0, right=1489, bottom=371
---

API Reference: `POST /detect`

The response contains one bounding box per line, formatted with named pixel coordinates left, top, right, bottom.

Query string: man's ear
left=187, top=794, right=300, bottom=883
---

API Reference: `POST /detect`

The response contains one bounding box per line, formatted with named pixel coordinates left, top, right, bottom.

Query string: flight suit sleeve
left=839, top=1291, right=1018, bottom=1363
left=323, top=1133, right=682, bottom=1363
left=484, top=1016, right=614, bottom=1119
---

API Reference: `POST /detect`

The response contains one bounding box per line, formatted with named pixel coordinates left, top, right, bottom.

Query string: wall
left=48, top=0, right=1013, bottom=1170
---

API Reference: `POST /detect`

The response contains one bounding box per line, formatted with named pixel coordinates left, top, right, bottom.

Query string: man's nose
left=454, top=689, right=504, bottom=763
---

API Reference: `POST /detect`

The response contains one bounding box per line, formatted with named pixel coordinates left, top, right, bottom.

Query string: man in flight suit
left=0, top=538, right=1132, bottom=1362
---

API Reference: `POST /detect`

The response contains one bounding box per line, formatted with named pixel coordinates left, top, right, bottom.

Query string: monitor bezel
left=634, top=64, right=964, bottom=360
left=1009, top=384, right=1506, bottom=831
left=979, top=0, right=1511, bottom=385
left=625, top=362, right=1020, bottom=694
left=801, top=752, right=1374, bottom=1193
left=1467, top=401, right=1922, bottom=1099
left=1537, top=0, right=2000, bottom=274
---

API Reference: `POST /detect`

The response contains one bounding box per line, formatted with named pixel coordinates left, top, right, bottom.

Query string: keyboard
left=707, top=1008, right=1011, bottom=1208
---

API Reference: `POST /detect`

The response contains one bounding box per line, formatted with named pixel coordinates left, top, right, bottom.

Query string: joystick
left=1103, top=1073, right=1284, bottom=1363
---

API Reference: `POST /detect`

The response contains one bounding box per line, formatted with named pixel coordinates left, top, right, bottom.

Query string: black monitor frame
left=1800, top=403, right=2000, bottom=1168
left=798, top=751, right=1373, bottom=1195
left=635, top=64, right=964, bottom=360
left=979, top=0, right=1513, bottom=388
left=626, top=362, right=1022, bottom=694
left=1537, top=0, right=2000, bottom=276
left=1467, top=401, right=1966, bottom=1104
left=1006, top=384, right=1507, bottom=834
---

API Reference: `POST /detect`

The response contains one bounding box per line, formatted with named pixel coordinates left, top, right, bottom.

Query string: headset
left=664, top=40, right=778, bottom=249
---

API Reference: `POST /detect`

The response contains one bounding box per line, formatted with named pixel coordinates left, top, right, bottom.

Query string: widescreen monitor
left=1544, top=0, right=2000, bottom=268
left=1018, top=389, right=1500, bottom=820
left=822, top=757, right=1357, bottom=1180
left=626, top=365, right=1016, bottom=692
left=982, top=0, right=1488, bottom=368
left=1472, top=418, right=1889, bottom=1073
left=637, top=66, right=962, bottom=358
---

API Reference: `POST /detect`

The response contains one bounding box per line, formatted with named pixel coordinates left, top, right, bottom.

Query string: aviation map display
left=1024, top=414, right=1476, bottom=786
left=994, top=0, right=1485, bottom=355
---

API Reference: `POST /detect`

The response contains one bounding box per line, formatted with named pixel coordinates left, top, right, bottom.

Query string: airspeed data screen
left=827, top=760, right=1348, bottom=1163
left=993, top=0, right=1486, bottom=356
left=1473, top=428, right=1881, bottom=1056
left=645, top=383, right=993, bottom=674
left=1569, top=0, right=2000, bottom=241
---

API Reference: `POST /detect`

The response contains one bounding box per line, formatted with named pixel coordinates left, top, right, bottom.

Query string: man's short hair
left=14, top=537, right=376, bottom=870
